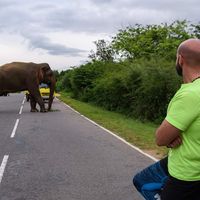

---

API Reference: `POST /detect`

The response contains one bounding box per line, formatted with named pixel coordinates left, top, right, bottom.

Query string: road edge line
left=57, top=98, right=158, bottom=162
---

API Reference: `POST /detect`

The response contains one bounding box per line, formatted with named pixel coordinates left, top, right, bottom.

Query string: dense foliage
left=56, top=21, right=200, bottom=123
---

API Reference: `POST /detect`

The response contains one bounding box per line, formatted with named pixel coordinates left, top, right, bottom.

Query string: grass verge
left=58, top=92, right=168, bottom=159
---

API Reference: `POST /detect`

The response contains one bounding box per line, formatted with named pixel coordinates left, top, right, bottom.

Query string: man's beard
left=176, top=59, right=183, bottom=76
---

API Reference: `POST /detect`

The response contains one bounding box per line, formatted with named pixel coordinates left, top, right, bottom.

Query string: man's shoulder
left=176, top=84, right=200, bottom=97
left=172, top=85, right=200, bottom=106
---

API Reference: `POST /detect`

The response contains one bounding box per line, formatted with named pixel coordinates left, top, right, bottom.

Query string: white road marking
left=11, top=119, right=20, bottom=138
left=57, top=98, right=158, bottom=162
left=19, top=105, right=23, bottom=114
left=0, top=96, right=25, bottom=184
left=22, top=97, right=25, bottom=105
left=0, top=155, right=9, bottom=183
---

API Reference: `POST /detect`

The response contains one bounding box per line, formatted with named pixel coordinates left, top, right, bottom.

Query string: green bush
left=90, top=70, right=128, bottom=111
left=87, top=59, right=181, bottom=122
left=68, top=62, right=106, bottom=101
left=130, top=59, right=181, bottom=122
left=57, top=59, right=181, bottom=122
left=56, top=70, right=74, bottom=92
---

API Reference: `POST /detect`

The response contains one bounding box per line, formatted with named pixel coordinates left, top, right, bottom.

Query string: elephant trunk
left=48, top=76, right=56, bottom=111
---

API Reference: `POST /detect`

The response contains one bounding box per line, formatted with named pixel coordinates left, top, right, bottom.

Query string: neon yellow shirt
left=166, top=79, right=200, bottom=181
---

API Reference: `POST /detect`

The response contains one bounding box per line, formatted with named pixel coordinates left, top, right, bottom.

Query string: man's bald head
left=178, top=39, right=200, bottom=66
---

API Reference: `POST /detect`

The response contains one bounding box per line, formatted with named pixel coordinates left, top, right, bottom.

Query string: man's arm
left=155, top=119, right=182, bottom=147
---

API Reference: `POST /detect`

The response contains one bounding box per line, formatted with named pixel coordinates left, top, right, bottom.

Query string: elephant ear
left=41, top=63, right=50, bottom=72
left=41, top=63, right=53, bottom=76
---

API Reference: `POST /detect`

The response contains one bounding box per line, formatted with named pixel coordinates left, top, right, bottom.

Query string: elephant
left=0, top=62, right=56, bottom=112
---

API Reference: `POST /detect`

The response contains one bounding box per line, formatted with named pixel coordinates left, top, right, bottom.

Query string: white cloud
left=0, top=0, right=199, bottom=70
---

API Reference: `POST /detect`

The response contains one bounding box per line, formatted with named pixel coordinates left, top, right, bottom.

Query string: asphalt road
left=0, top=93, right=155, bottom=200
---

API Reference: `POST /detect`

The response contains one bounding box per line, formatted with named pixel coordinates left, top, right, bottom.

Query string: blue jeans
left=133, top=160, right=168, bottom=200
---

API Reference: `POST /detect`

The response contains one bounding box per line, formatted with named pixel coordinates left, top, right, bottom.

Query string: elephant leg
left=29, top=90, right=46, bottom=112
left=26, top=93, right=30, bottom=102
left=35, top=96, right=46, bottom=112
left=30, top=95, right=39, bottom=112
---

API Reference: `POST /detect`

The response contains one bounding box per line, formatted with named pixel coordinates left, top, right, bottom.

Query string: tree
left=111, top=21, right=192, bottom=61
left=89, top=39, right=114, bottom=62
left=193, top=23, right=200, bottom=38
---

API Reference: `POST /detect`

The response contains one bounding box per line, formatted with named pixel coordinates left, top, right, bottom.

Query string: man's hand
left=167, top=136, right=182, bottom=148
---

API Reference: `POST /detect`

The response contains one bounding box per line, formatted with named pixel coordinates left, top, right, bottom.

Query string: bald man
left=157, top=39, right=200, bottom=199
left=133, top=39, right=200, bottom=200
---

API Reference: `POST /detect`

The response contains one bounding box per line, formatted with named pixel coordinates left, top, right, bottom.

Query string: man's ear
left=179, top=54, right=184, bottom=66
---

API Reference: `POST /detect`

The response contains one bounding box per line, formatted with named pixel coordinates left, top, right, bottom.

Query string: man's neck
left=182, top=66, right=200, bottom=83
left=183, top=73, right=200, bottom=83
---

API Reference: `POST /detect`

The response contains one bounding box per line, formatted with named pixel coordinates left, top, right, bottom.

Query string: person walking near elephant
left=133, top=38, right=200, bottom=200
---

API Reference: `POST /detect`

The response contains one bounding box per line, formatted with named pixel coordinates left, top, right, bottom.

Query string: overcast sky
left=0, top=0, right=199, bottom=71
